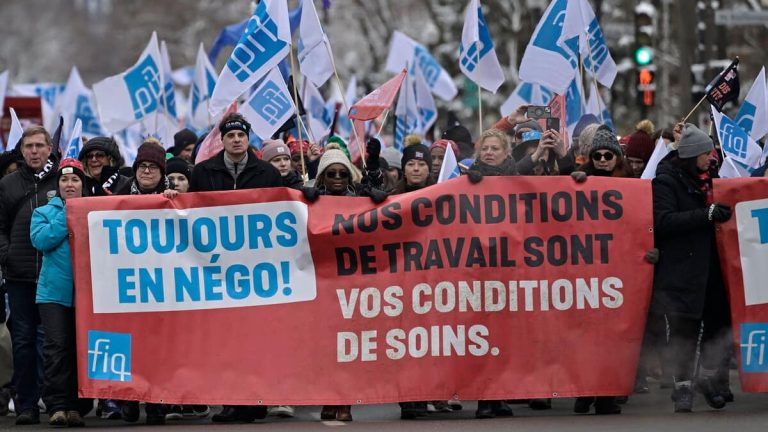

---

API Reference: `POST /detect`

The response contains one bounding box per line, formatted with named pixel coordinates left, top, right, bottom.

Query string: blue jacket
left=30, top=197, right=74, bottom=307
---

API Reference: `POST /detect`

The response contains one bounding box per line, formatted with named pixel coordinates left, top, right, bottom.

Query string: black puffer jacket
left=86, top=166, right=131, bottom=196
left=0, top=158, right=59, bottom=282
left=189, top=150, right=282, bottom=192
left=468, top=157, right=518, bottom=177
left=650, top=152, right=724, bottom=319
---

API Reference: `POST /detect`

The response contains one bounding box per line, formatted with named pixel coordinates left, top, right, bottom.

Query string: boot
left=48, top=410, right=68, bottom=427
left=695, top=374, right=726, bottom=409
left=493, top=400, right=514, bottom=417
left=336, top=405, right=352, bottom=422
left=672, top=381, right=694, bottom=413
left=594, top=396, right=621, bottom=414
left=528, top=398, right=552, bottom=410
left=320, top=405, right=337, bottom=420
left=475, top=400, right=495, bottom=419
left=66, top=410, right=85, bottom=427
left=573, top=396, right=595, bottom=414
left=400, top=402, right=427, bottom=419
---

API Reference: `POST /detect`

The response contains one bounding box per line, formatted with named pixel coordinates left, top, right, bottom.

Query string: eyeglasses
left=137, top=163, right=160, bottom=172
left=591, top=151, right=615, bottom=161
left=87, top=151, right=107, bottom=160
left=326, top=170, right=350, bottom=179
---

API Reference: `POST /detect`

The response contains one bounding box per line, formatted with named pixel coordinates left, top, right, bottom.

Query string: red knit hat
left=625, top=131, right=654, bottom=163
left=430, top=139, right=460, bottom=157
left=287, top=139, right=310, bottom=156
left=133, top=141, right=167, bottom=175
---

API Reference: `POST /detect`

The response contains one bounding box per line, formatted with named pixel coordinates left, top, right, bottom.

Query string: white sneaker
left=8, top=398, right=13, bottom=414
left=268, top=405, right=295, bottom=418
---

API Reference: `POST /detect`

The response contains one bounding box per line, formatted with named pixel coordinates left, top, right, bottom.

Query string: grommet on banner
left=648, top=227, right=654, bottom=232
left=453, top=394, right=460, bottom=400
left=356, top=399, right=362, bottom=404
left=257, top=400, right=263, bottom=404
left=552, top=392, right=559, bottom=397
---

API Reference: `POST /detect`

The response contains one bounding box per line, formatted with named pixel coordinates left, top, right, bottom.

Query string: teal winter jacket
left=30, top=197, right=74, bottom=307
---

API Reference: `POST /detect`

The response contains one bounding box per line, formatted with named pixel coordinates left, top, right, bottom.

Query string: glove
left=365, top=138, right=381, bottom=170
left=302, top=187, right=320, bottom=203
left=571, top=171, right=587, bottom=183
left=708, top=203, right=731, bottom=223
left=467, top=170, right=483, bottom=184
left=645, top=248, right=660, bottom=264
left=367, top=187, right=388, bottom=204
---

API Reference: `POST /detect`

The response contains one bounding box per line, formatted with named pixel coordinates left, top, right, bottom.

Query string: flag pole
left=584, top=35, right=604, bottom=124
left=289, top=46, right=307, bottom=180
left=325, top=43, right=367, bottom=169
left=682, top=95, right=708, bottom=123
left=377, top=109, right=390, bottom=137
left=476, top=44, right=483, bottom=138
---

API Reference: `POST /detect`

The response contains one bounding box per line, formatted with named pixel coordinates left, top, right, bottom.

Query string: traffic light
left=634, top=2, right=656, bottom=67
left=637, top=67, right=656, bottom=107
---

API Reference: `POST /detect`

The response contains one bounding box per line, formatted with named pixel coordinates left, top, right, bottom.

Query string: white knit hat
left=317, top=143, right=362, bottom=184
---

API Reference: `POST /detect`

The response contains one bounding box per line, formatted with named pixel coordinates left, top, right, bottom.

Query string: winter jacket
left=85, top=166, right=130, bottom=196
left=650, top=152, right=724, bottom=319
left=115, top=176, right=171, bottom=195
left=282, top=170, right=305, bottom=189
left=30, top=197, right=74, bottom=307
left=189, top=150, right=282, bottom=192
left=0, top=158, right=59, bottom=282
left=468, top=158, right=518, bottom=177
left=516, top=151, right=576, bottom=176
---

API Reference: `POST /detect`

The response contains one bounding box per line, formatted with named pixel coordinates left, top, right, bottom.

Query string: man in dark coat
left=189, top=113, right=282, bottom=193
left=0, top=126, right=59, bottom=425
left=189, top=113, right=279, bottom=423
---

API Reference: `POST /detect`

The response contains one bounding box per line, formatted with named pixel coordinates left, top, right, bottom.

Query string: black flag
left=705, top=58, right=740, bottom=112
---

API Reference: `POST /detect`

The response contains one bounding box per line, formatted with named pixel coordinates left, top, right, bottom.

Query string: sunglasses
left=326, top=170, right=350, bottom=179
left=591, top=151, right=615, bottom=161
left=87, top=151, right=107, bottom=160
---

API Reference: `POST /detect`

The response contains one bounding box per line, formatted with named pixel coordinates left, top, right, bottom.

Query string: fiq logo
left=87, top=331, right=132, bottom=382
left=740, top=323, right=768, bottom=373
left=735, top=199, right=768, bottom=306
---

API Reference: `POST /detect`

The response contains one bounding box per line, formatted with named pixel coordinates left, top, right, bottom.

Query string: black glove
left=571, top=171, right=587, bottom=183
left=708, top=203, right=731, bottom=223
left=467, top=170, right=483, bottom=184
left=645, top=248, right=660, bottom=264
left=365, top=138, right=381, bottom=170
left=302, top=187, right=320, bottom=203
left=367, top=187, right=388, bottom=204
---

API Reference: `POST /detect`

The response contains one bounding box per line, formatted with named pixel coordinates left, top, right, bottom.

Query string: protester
left=625, top=122, right=656, bottom=178
left=301, top=143, right=386, bottom=422
left=169, top=128, right=198, bottom=163
left=166, top=157, right=193, bottom=193
left=380, top=146, right=402, bottom=192
left=467, top=128, right=518, bottom=180
left=0, top=126, right=59, bottom=425
left=261, top=139, right=303, bottom=190
left=0, top=150, right=23, bottom=178
left=429, top=139, right=460, bottom=183
left=441, top=124, right=474, bottom=160
left=78, top=136, right=129, bottom=196
left=30, top=158, right=91, bottom=427
left=651, top=123, right=732, bottom=413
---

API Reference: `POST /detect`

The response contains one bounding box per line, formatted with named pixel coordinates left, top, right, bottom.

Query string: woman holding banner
left=650, top=123, right=732, bottom=413
left=465, top=129, right=517, bottom=179
left=30, top=158, right=92, bottom=427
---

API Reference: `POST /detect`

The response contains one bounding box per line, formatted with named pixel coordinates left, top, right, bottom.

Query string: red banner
left=714, top=178, right=768, bottom=392
left=70, top=177, right=654, bottom=404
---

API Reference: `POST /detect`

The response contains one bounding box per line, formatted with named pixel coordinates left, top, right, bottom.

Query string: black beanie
left=401, top=143, right=433, bottom=169
left=166, top=157, right=192, bottom=180
left=171, top=129, right=198, bottom=155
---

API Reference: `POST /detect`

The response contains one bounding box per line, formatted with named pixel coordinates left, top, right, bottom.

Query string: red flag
left=194, top=101, right=238, bottom=164
left=349, top=69, right=407, bottom=121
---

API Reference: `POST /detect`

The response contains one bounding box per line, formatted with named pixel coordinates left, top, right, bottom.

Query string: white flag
left=640, top=136, right=670, bottom=180
left=437, top=139, right=460, bottom=183
left=394, top=72, right=420, bottom=151
left=209, top=0, right=291, bottom=116
left=735, top=67, right=768, bottom=142
left=519, top=0, right=578, bottom=94
left=459, top=0, right=505, bottom=93
left=188, top=43, right=218, bottom=129
left=500, top=82, right=554, bottom=116
left=56, top=67, right=105, bottom=140
left=93, top=32, right=164, bottom=132
left=386, top=31, right=457, bottom=101
left=298, top=0, right=333, bottom=87
left=159, top=40, right=178, bottom=120
left=63, top=119, right=82, bottom=159
left=11, top=82, right=65, bottom=131
left=7, top=108, right=24, bottom=151
left=414, top=68, right=437, bottom=133
left=302, top=77, right=331, bottom=141
left=560, top=0, right=617, bottom=88
left=718, top=156, right=752, bottom=179
left=239, top=67, right=295, bottom=140
left=712, top=107, right=763, bottom=169
left=0, top=71, right=8, bottom=120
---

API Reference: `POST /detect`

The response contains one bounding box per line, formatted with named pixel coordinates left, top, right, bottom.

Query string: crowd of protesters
left=0, top=102, right=764, bottom=427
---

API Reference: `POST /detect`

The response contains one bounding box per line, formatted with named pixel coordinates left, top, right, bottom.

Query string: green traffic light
left=635, top=46, right=653, bottom=66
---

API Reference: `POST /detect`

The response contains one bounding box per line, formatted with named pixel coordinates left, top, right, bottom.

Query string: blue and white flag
left=500, top=82, right=553, bottom=116
left=334, top=76, right=356, bottom=139
left=414, top=67, right=437, bottom=133
left=586, top=81, right=613, bottom=130
left=93, top=32, right=163, bottom=132
left=712, top=107, right=763, bottom=169
left=159, top=41, right=178, bottom=120
left=239, top=67, right=295, bottom=140
left=63, top=119, right=82, bottom=159
left=302, top=77, right=332, bottom=141
left=459, top=0, right=505, bottom=93
left=386, top=31, right=458, bottom=101
left=189, top=43, right=218, bottom=129
left=519, top=0, right=579, bottom=94
left=718, top=156, right=753, bottom=179
left=565, top=76, right=583, bottom=137
left=735, top=66, right=768, bottom=142
left=560, top=0, right=617, bottom=88
left=298, top=0, right=333, bottom=87
left=12, top=82, right=66, bottom=131
left=8, top=108, right=24, bottom=151
left=437, top=138, right=460, bottom=183
left=394, top=72, right=420, bottom=151
left=56, top=66, right=105, bottom=140
left=209, top=0, right=291, bottom=116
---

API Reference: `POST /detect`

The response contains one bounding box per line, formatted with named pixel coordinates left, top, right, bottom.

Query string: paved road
left=2, top=375, right=767, bottom=431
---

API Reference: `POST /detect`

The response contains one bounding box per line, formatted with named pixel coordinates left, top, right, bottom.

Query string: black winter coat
left=189, top=151, right=282, bottom=192
left=650, top=152, right=723, bottom=319
left=85, top=166, right=130, bottom=196
left=0, top=159, right=59, bottom=282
